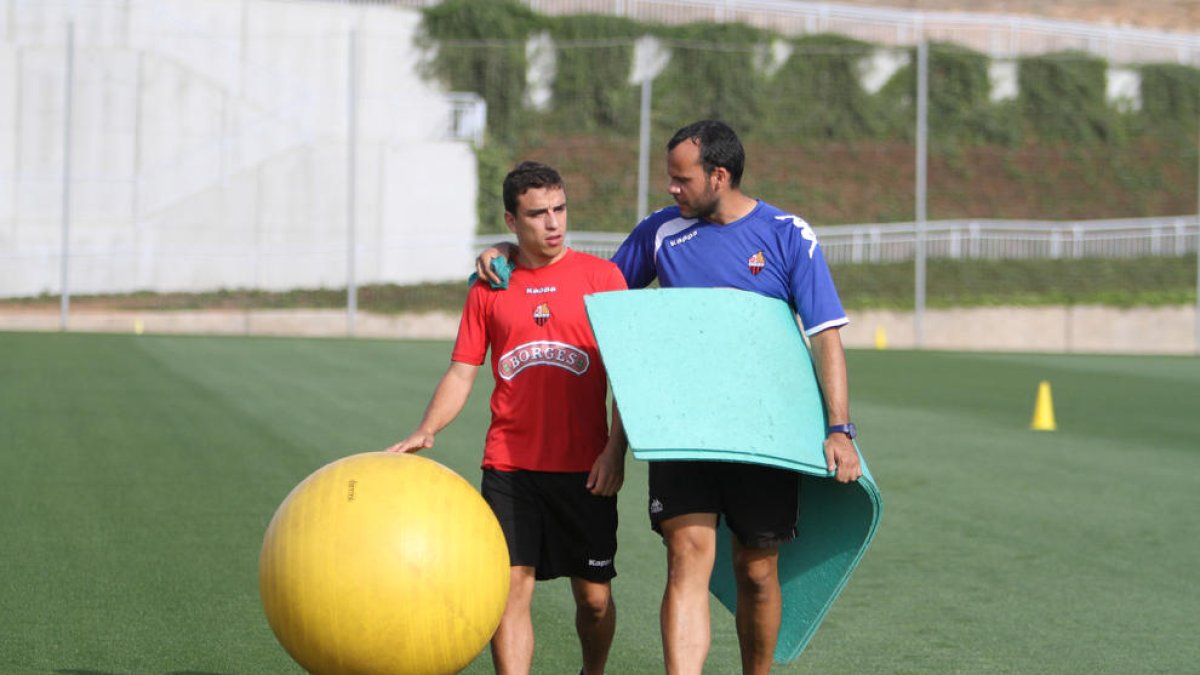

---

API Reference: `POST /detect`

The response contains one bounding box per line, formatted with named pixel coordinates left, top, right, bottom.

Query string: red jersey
left=452, top=249, right=628, bottom=472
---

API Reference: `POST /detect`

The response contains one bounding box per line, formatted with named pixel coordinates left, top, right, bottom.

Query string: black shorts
left=481, top=469, right=618, bottom=582
left=648, top=460, right=800, bottom=549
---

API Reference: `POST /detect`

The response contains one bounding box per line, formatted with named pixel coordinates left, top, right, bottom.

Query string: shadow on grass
left=57, top=670, right=233, bottom=675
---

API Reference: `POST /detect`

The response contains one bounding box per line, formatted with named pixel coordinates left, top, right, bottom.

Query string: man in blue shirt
left=478, top=120, right=861, bottom=675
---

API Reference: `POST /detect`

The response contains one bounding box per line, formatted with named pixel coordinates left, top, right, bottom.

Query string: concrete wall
left=842, top=305, right=1196, bottom=354
left=0, top=0, right=477, bottom=297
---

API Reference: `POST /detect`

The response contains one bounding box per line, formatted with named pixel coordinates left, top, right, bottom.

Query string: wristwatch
left=826, top=423, right=857, bottom=439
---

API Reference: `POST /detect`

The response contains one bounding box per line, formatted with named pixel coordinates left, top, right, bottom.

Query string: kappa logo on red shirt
left=498, top=341, right=590, bottom=380
left=748, top=251, right=766, bottom=275
left=533, top=302, right=552, bottom=327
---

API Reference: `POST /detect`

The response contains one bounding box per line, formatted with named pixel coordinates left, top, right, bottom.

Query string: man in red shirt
left=387, top=161, right=628, bottom=675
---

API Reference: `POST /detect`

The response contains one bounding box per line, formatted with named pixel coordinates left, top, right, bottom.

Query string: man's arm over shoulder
left=475, top=242, right=518, bottom=287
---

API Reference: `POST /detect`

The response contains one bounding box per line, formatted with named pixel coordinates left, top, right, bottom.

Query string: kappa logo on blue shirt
left=775, top=214, right=818, bottom=258
left=669, top=230, right=698, bottom=247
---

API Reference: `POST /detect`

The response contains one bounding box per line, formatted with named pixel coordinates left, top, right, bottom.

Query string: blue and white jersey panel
left=609, top=201, right=848, bottom=336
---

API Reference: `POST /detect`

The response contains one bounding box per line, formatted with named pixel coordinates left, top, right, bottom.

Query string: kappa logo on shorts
left=587, top=558, right=613, bottom=568
left=650, top=498, right=664, bottom=514
left=533, top=302, right=551, bottom=327
left=748, top=250, right=765, bottom=275
left=498, top=341, right=590, bottom=380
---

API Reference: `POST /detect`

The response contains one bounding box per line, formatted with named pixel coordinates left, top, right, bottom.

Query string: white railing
left=488, top=216, right=1200, bottom=264
left=817, top=216, right=1200, bottom=264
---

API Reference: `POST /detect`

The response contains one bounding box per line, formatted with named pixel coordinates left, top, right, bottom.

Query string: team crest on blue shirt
left=533, top=303, right=551, bottom=326
left=748, top=251, right=765, bottom=276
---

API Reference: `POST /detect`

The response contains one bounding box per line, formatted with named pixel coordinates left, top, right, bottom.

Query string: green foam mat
left=585, top=288, right=882, bottom=663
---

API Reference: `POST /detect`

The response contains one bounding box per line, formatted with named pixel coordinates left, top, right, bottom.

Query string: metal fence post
left=131, top=50, right=147, bottom=289
left=636, top=76, right=651, bottom=222
left=59, top=22, right=75, bottom=331
left=914, top=40, right=928, bottom=348
left=346, top=28, right=359, bottom=337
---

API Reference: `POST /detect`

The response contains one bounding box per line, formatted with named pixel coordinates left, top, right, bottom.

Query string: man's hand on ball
left=386, top=431, right=434, bottom=454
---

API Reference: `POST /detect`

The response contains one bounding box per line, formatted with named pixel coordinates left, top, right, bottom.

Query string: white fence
left=517, top=216, right=1200, bottom=264
left=817, top=216, right=1200, bottom=264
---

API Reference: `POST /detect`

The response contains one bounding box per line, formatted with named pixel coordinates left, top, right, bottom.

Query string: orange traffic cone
left=1030, top=380, right=1057, bottom=431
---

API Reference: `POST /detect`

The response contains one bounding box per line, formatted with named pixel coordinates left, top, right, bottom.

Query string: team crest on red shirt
left=748, top=251, right=765, bottom=275
left=533, top=303, right=551, bottom=326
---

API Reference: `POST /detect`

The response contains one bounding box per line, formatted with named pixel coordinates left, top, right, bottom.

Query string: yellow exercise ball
left=259, top=451, right=510, bottom=675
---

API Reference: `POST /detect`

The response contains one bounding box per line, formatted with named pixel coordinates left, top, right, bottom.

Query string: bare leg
left=659, top=513, right=718, bottom=675
left=731, top=539, right=782, bottom=675
left=491, top=565, right=536, bottom=675
left=570, top=577, right=615, bottom=675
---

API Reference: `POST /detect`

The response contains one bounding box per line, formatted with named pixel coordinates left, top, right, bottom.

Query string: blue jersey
left=609, top=201, right=848, bottom=336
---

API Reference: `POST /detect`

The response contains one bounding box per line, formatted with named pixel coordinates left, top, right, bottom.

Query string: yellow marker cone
left=1030, top=380, right=1057, bottom=431
left=874, top=325, right=888, bottom=350
left=134, top=318, right=144, bottom=335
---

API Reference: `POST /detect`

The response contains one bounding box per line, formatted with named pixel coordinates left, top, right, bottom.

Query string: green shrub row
left=10, top=256, right=1191, bottom=313
left=419, top=0, right=1200, bottom=234
left=833, top=255, right=1198, bottom=309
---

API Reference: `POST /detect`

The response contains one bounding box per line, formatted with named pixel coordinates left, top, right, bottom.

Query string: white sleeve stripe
left=653, top=217, right=699, bottom=260
left=803, top=316, right=849, bottom=337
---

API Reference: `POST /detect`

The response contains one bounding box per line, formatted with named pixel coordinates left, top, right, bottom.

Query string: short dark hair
left=667, top=120, right=745, bottom=188
left=503, top=161, right=565, bottom=214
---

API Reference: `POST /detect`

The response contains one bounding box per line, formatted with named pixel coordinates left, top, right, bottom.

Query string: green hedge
left=418, top=1, right=1200, bottom=231
left=1018, top=52, right=1117, bottom=142
left=764, top=35, right=883, bottom=141
left=1139, top=63, right=1200, bottom=137
left=545, top=15, right=643, bottom=136
left=421, top=2, right=1200, bottom=144
left=646, top=22, right=774, bottom=137
left=419, top=0, right=536, bottom=140
left=832, top=255, right=1197, bottom=310
left=9, top=256, right=1190, bottom=313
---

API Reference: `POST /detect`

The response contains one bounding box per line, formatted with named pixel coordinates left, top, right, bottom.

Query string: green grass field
left=2, top=331, right=1198, bottom=674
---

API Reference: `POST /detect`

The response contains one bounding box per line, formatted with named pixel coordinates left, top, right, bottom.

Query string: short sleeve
left=789, top=242, right=848, bottom=336
left=450, top=282, right=490, bottom=365
left=609, top=219, right=658, bottom=289
left=602, top=261, right=629, bottom=293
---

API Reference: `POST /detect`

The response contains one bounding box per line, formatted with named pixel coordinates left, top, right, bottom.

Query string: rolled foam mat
left=585, top=287, right=883, bottom=663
